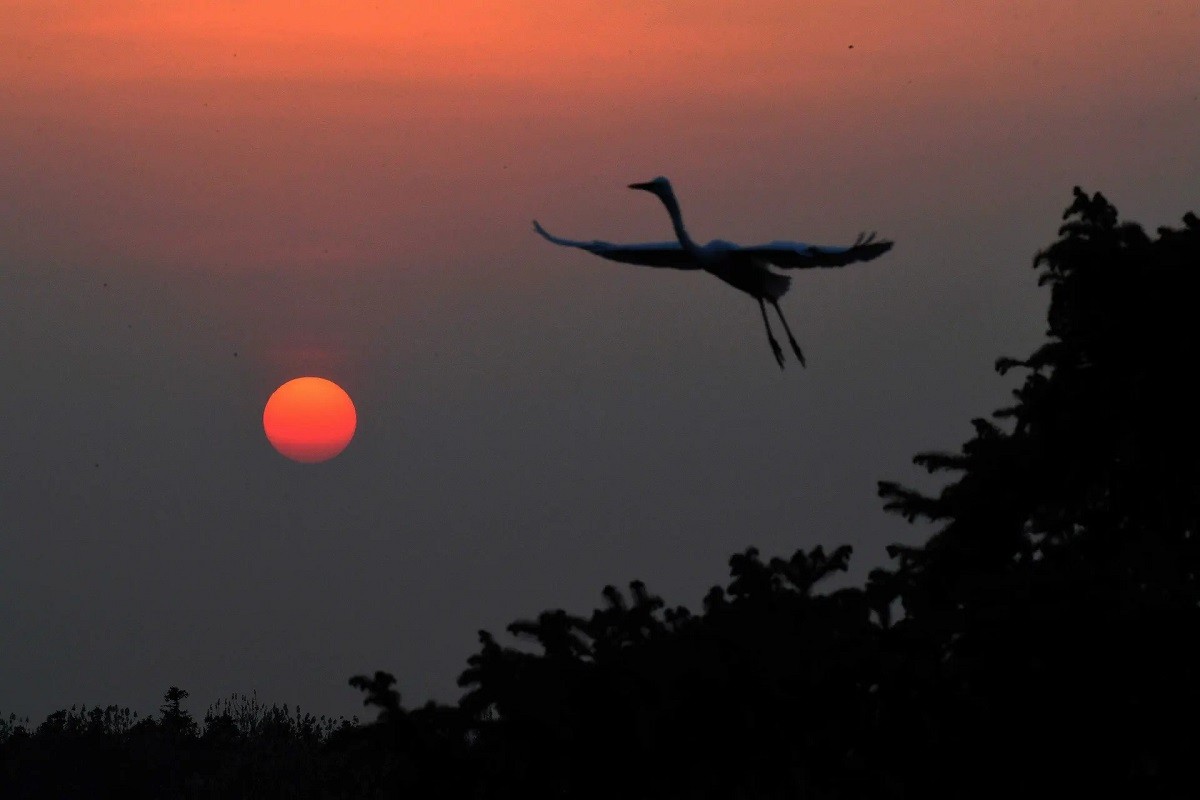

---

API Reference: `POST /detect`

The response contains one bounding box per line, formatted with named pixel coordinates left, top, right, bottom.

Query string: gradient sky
left=3, top=1, right=1198, bottom=721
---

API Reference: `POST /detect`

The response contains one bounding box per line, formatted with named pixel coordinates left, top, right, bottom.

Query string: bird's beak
left=628, top=181, right=655, bottom=191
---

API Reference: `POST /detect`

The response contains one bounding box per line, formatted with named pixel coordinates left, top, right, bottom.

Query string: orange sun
left=263, top=377, right=357, bottom=463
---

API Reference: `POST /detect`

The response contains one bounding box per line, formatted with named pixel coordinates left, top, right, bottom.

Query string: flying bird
left=533, top=176, right=893, bottom=368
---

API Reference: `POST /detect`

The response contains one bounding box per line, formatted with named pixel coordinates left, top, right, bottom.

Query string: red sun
left=263, top=377, right=357, bottom=463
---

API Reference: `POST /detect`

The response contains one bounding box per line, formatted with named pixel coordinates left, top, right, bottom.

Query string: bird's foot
left=770, top=340, right=785, bottom=369
left=788, top=338, right=807, bottom=368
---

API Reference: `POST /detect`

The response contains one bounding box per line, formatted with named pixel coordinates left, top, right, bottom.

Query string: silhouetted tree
left=874, top=188, right=1200, bottom=796
left=158, top=686, right=197, bottom=739
left=0, top=689, right=361, bottom=798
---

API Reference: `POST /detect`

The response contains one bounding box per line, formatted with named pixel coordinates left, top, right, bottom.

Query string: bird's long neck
left=657, top=186, right=700, bottom=254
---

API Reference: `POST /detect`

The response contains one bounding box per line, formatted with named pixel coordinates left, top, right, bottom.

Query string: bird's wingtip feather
left=532, top=220, right=571, bottom=247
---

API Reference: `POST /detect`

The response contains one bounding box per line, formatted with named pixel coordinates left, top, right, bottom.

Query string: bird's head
left=628, top=176, right=673, bottom=199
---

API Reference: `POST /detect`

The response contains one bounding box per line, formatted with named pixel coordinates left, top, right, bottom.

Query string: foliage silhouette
left=869, top=187, right=1200, bottom=796
left=3, top=188, right=1198, bottom=797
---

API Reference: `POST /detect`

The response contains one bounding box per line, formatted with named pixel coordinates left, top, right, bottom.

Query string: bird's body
left=533, top=176, right=893, bottom=367
left=698, top=244, right=792, bottom=301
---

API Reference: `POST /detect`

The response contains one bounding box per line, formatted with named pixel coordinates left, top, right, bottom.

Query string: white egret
left=534, top=176, right=893, bottom=368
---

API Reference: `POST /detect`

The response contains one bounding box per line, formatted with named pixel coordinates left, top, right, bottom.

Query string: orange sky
left=9, top=2, right=894, bottom=87
left=2, top=1, right=1196, bottom=277
left=5, top=2, right=1195, bottom=102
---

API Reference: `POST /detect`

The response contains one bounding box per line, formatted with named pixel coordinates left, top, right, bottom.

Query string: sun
left=263, top=377, right=357, bottom=463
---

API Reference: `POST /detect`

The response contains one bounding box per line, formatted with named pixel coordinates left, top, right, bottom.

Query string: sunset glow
left=263, top=377, right=357, bottom=463
left=4, top=0, right=1200, bottom=762
left=3, top=1, right=1193, bottom=281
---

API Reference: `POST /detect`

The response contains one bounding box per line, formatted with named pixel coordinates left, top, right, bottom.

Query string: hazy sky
left=3, top=1, right=1198, bottom=721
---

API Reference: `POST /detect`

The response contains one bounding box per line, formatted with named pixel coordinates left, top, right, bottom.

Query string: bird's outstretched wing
left=533, top=221, right=699, bottom=269
left=738, top=232, right=894, bottom=269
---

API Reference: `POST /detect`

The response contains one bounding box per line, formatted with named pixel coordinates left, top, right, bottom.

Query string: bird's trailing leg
left=770, top=300, right=806, bottom=368
left=759, top=299, right=785, bottom=369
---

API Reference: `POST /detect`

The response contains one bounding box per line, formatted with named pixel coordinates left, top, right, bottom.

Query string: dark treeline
left=3, top=189, right=1199, bottom=798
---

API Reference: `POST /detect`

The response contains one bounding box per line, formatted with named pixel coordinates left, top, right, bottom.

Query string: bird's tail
left=764, top=271, right=791, bottom=301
